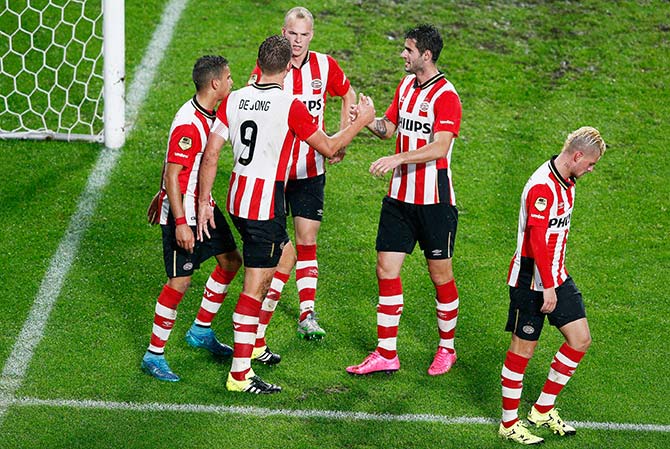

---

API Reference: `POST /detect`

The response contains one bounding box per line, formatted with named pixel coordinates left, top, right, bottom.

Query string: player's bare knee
left=224, top=250, right=243, bottom=270
left=167, top=277, right=191, bottom=293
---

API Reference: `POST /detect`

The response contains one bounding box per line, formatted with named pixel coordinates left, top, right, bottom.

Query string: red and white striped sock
left=255, top=271, right=290, bottom=349
left=296, top=244, right=318, bottom=321
left=435, top=280, right=459, bottom=353
left=534, top=343, right=585, bottom=413
left=148, top=285, right=184, bottom=354
left=501, top=351, right=530, bottom=428
left=375, top=277, right=403, bottom=360
left=230, top=294, right=262, bottom=381
left=194, top=265, right=237, bottom=327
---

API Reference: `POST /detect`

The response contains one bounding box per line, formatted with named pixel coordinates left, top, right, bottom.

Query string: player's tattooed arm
left=367, top=116, right=395, bottom=139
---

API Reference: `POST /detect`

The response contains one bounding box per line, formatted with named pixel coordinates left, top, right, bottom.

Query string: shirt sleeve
left=325, top=55, right=351, bottom=97
left=288, top=99, right=320, bottom=141
left=526, top=184, right=554, bottom=228
left=166, top=123, right=201, bottom=168
left=211, top=96, right=230, bottom=140
left=383, top=79, right=403, bottom=126
left=432, top=91, right=462, bottom=136
left=526, top=183, right=555, bottom=288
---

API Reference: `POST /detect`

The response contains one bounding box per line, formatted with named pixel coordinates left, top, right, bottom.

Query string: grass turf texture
left=1, top=0, right=668, bottom=448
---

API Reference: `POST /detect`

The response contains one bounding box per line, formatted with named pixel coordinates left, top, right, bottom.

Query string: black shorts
left=230, top=214, right=290, bottom=268
left=505, top=277, right=586, bottom=341
left=161, top=205, right=237, bottom=278
left=285, top=174, right=325, bottom=221
left=375, top=196, right=458, bottom=260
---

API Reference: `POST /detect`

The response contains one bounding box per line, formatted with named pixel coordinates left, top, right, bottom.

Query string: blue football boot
left=185, top=324, right=233, bottom=357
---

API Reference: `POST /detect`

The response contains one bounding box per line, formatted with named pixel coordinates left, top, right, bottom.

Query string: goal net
left=0, top=0, right=124, bottom=148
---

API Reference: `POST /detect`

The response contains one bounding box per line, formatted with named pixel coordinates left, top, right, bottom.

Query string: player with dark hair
left=141, top=55, right=242, bottom=382
left=248, top=7, right=358, bottom=360
left=346, top=24, right=463, bottom=377
left=498, top=127, right=606, bottom=445
left=197, top=35, right=375, bottom=394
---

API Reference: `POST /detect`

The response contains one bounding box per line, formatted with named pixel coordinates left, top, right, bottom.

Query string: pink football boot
left=346, top=351, right=400, bottom=375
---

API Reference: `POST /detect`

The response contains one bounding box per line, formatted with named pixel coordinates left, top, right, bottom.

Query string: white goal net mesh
left=0, top=0, right=104, bottom=142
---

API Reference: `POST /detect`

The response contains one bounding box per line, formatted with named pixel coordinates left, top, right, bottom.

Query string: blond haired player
left=499, top=127, right=606, bottom=444
left=248, top=8, right=357, bottom=363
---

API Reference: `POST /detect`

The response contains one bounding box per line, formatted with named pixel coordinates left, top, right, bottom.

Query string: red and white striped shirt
left=384, top=73, right=462, bottom=205
left=249, top=51, right=351, bottom=179
left=159, top=96, right=215, bottom=225
left=507, top=157, right=576, bottom=291
left=212, top=83, right=319, bottom=220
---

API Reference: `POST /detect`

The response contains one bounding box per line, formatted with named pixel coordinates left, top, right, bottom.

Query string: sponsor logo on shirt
left=175, top=152, right=188, bottom=159
left=398, top=116, right=431, bottom=134
left=549, top=213, right=571, bottom=228
left=531, top=213, right=546, bottom=220
left=302, top=98, right=323, bottom=113
left=440, top=120, right=455, bottom=125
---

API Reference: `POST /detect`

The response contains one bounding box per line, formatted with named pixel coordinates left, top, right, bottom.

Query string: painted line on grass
left=3, top=397, right=668, bottom=433
left=0, top=0, right=189, bottom=426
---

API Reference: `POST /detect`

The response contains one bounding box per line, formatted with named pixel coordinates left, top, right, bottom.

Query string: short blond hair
left=284, top=6, right=314, bottom=27
left=562, top=126, right=606, bottom=156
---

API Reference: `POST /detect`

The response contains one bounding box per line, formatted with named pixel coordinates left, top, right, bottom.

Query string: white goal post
left=0, top=0, right=125, bottom=148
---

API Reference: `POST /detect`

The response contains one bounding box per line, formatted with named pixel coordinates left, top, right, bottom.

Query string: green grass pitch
left=0, top=1, right=668, bottom=448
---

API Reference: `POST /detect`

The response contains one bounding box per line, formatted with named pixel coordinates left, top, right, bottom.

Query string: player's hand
left=328, top=147, right=347, bottom=164
left=348, top=104, right=359, bottom=123
left=356, top=93, right=376, bottom=125
left=176, top=223, right=195, bottom=254
left=197, top=202, right=215, bottom=241
left=541, top=287, right=557, bottom=314
left=370, top=154, right=400, bottom=177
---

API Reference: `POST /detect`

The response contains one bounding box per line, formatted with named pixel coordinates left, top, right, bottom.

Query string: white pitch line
left=0, top=0, right=189, bottom=426
left=4, top=397, right=669, bottom=433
